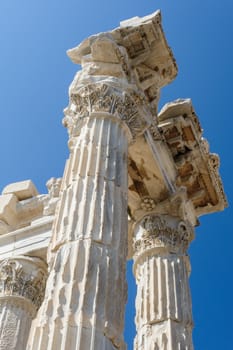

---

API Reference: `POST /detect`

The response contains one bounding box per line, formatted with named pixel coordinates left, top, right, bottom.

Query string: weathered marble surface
left=0, top=257, right=47, bottom=350
left=28, top=117, right=129, bottom=350
left=26, top=11, right=179, bottom=350
left=132, top=214, right=194, bottom=350
left=0, top=10, right=227, bottom=350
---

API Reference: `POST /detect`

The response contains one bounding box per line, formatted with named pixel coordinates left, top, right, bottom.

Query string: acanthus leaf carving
left=133, top=215, right=193, bottom=256
left=63, top=83, right=149, bottom=140
left=0, top=256, right=47, bottom=310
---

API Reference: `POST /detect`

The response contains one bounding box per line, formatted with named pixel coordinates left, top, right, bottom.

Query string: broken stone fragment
left=2, top=180, right=39, bottom=201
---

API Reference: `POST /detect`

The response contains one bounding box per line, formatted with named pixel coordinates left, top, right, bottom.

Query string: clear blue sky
left=0, top=1, right=232, bottom=348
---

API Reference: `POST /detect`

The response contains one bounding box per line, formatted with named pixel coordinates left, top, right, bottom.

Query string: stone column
left=0, top=256, right=47, bottom=350
left=27, top=35, right=148, bottom=350
left=132, top=214, right=194, bottom=350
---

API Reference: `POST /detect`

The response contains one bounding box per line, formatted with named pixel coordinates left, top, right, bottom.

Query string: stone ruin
left=0, top=11, right=227, bottom=350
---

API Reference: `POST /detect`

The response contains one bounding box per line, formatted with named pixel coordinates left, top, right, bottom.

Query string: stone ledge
left=2, top=180, right=39, bottom=201
left=0, top=216, right=53, bottom=261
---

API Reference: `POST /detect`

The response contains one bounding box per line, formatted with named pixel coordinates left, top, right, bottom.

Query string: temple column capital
left=0, top=256, right=47, bottom=350
left=132, top=213, right=194, bottom=259
left=0, top=256, right=47, bottom=315
left=63, top=81, right=151, bottom=143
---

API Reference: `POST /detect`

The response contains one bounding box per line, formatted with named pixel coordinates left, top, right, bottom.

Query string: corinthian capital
left=64, top=82, right=150, bottom=140
left=64, top=12, right=178, bottom=142
left=133, top=214, right=194, bottom=258
left=0, top=256, right=47, bottom=311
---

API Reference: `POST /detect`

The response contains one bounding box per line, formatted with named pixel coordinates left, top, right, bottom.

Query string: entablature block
left=158, top=99, right=227, bottom=216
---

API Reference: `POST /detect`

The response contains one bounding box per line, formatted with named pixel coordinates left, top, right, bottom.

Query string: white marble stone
left=0, top=256, right=47, bottom=350
left=27, top=12, right=179, bottom=350
left=132, top=214, right=194, bottom=350
left=28, top=113, right=130, bottom=350
left=2, top=180, right=39, bottom=201
left=0, top=217, right=53, bottom=261
left=0, top=11, right=228, bottom=350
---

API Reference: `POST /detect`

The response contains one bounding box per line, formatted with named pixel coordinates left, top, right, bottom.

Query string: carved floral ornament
left=63, top=83, right=149, bottom=139
left=0, top=257, right=47, bottom=310
left=141, top=197, right=156, bottom=211
left=133, top=215, right=194, bottom=255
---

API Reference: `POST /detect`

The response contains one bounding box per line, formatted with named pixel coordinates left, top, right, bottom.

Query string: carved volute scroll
left=0, top=256, right=47, bottom=312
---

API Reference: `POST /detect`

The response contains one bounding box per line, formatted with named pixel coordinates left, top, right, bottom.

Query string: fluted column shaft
left=0, top=256, right=47, bottom=350
left=27, top=28, right=149, bottom=348
left=133, top=214, right=194, bottom=350
left=28, top=113, right=129, bottom=350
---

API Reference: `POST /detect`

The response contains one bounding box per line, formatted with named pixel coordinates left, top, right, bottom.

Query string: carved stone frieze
left=158, top=99, right=227, bottom=216
left=67, top=11, right=177, bottom=116
left=133, top=214, right=194, bottom=256
left=0, top=256, right=47, bottom=310
left=64, top=11, right=178, bottom=143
